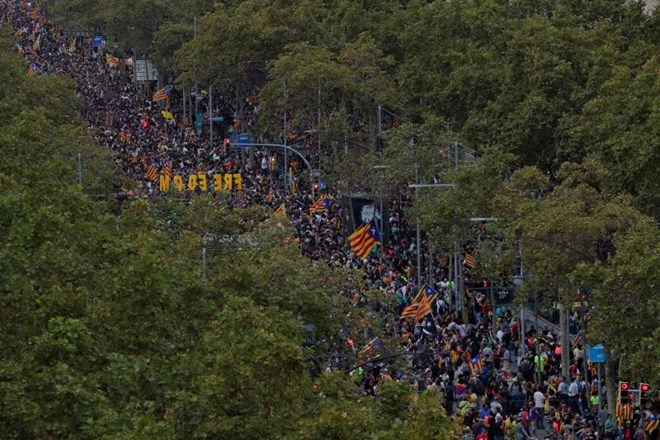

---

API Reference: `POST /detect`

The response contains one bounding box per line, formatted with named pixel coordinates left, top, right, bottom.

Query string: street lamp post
left=373, top=165, right=391, bottom=250
left=209, top=85, right=213, bottom=146
left=408, top=182, right=457, bottom=293
left=193, top=17, right=199, bottom=134
left=283, top=81, right=288, bottom=196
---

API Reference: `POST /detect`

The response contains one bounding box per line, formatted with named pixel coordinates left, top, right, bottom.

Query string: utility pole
left=414, top=163, right=422, bottom=291
left=193, top=17, right=199, bottom=135
left=317, top=83, right=321, bottom=171
left=490, top=279, right=497, bottom=333
left=209, top=84, right=213, bottom=146
left=373, top=165, right=390, bottom=248
left=377, top=105, right=382, bottom=150
left=409, top=182, right=456, bottom=293
left=453, top=141, right=461, bottom=318
left=283, top=81, right=288, bottom=196
left=559, top=290, right=570, bottom=378
left=448, top=252, right=454, bottom=306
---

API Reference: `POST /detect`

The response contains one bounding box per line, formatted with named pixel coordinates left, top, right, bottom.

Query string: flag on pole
left=469, top=354, right=483, bottom=375
left=464, top=253, right=477, bottom=268
left=400, top=304, right=419, bottom=319
left=309, top=194, right=331, bottom=213
left=266, top=192, right=274, bottom=203
left=105, top=53, right=120, bottom=65
left=348, top=218, right=381, bottom=259
left=401, top=284, right=438, bottom=321
left=27, top=65, right=38, bottom=77
left=415, top=284, right=438, bottom=321
left=644, top=413, right=658, bottom=434
left=274, top=203, right=286, bottom=216
left=359, top=337, right=382, bottom=360
left=152, top=86, right=170, bottom=102
left=146, top=164, right=158, bottom=181
left=415, top=294, right=434, bottom=322
left=164, top=161, right=172, bottom=179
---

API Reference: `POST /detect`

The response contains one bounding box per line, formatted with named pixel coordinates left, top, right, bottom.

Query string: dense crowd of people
left=2, top=1, right=658, bottom=439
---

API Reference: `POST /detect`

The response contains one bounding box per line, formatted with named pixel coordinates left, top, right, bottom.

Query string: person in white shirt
left=568, top=377, right=579, bottom=413
left=533, top=386, right=546, bottom=429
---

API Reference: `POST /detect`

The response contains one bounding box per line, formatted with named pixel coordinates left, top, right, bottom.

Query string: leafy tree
left=562, top=55, right=660, bottom=217
left=578, top=218, right=660, bottom=388
left=491, top=159, right=657, bottom=410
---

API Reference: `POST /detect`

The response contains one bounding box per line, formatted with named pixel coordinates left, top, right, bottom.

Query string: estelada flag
left=105, top=53, right=120, bottom=65
left=400, top=304, right=419, bottom=319
left=348, top=218, right=381, bottom=259
left=274, top=203, right=286, bottom=216
left=309, top=195, right=331, bottom=213
left=152, top=86, right=170, bottom=102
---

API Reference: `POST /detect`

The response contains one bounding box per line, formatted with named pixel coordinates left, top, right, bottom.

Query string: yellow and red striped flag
left=274, top=203, right=286, bottom=216
left=152, top=86, right=170, bottom=102
left=400, top=304, right=419, bottom=319
left=105, top=53, right=120, bottom=65
left=146, top=165, right=158, bottom=181
left=348, top=218, right=381, bottom=259
left=415, top=285, right=438, bottom=322
left=164, top=161, right=172, bottom=179
left=309, top=194, right=331, bottom=213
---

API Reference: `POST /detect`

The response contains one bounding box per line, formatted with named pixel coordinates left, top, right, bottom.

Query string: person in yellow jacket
left=458, top=393, right=478, bottom=417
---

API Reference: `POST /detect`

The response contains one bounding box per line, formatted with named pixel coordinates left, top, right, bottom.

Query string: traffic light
left=312, top=182, right=319, bottom=197
left=640, top=383, right=650, bottom=404
left=620, top=381, right=630, bottom=403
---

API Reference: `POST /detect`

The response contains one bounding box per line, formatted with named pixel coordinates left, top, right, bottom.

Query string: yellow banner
left=158, top=173, right=243, bottom=192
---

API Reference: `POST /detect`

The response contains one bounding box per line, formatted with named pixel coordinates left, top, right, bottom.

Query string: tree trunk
left=605, top=350, right=619, bottom=415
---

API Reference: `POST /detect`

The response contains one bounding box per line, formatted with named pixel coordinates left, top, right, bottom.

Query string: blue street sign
left=237, top=134, right=250, bottom=144
left=588, top=344, right=605, bottom=363
left=229, top=134, right=250, bottom=147
left=211, top=116, right=224, bottom=123
left=92, top=36, right=105, bottom=47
